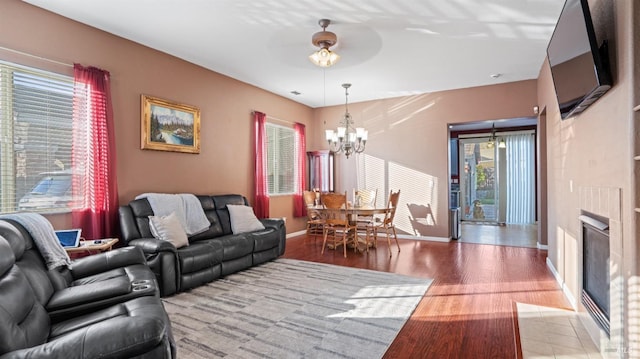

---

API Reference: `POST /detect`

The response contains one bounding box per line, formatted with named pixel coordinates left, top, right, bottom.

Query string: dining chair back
left=320, top=192, right=354, bottom=258
left=355, top=188, right=377, bottom=207
left=353, top=188, right=378, bottom=251
left=303, top=190, right=323, bottom=238
left=303, top=190, right=316, bottom=206
left=371, top=189, right=401, bottom=257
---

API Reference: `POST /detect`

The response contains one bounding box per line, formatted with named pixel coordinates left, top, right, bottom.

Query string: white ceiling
left=24, top=0, right=565, bottom=109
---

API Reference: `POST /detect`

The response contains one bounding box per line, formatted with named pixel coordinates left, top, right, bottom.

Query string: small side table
left=65, top=238, right=119, bottom=255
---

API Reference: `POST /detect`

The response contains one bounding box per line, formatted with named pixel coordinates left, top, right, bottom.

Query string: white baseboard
left=397, top=234, right=451, bottom=242
left=537, top=242, right=549, bottom=250
left=287, top=230, right=307, bottom=238
left=546, top=257, right=577, bottom=310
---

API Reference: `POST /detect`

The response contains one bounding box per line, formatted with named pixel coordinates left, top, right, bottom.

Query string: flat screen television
left=547, top=0, right=611, bottom=119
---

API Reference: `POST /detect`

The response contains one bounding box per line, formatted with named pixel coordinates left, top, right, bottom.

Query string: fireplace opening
left=579, top=213, right=610, bottom=336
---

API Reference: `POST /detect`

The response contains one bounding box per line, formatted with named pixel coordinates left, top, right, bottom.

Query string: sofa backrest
left=119, top=194, right=249, bottom=244
left=0, top=220, right=56, bottom=306
left=0, top=235, right=50, bottom=355
left=212, top=194, right=248, bottom=236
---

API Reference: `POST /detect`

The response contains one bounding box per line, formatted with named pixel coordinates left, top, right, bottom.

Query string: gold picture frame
left=141, top=94, right=200, bottom=154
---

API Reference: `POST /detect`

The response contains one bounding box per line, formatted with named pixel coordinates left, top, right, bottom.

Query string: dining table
left=308, top=204, right=390, bottom=253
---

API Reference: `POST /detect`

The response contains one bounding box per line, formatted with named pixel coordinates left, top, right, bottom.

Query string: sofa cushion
left=177, top=241, right=223, bottom=273
left=248, top=228, right=281, bottom=252
left=126, top=198, right=156, bottom=239
left=189, top=195, right=224, bottom=242
left=227, top=205, right=265, bottom=234
left=149, top=212, right=189, bottom=248
left=209, top=235, right=253, bottom=261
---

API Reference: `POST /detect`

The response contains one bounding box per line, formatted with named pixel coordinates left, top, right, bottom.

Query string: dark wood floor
left=282, top=233, right=572, bottom=358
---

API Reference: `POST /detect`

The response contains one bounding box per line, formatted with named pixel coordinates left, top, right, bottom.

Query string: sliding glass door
left=458, top=131, right=536, bottom=225
left=459, top=138, right=498, bottom=223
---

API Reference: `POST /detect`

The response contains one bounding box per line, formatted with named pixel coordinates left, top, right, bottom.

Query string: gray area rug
left=162, top=258, right=432, bottom=358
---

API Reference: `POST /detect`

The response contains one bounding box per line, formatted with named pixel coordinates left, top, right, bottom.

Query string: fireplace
left=579, top=213, right=610, bottom=336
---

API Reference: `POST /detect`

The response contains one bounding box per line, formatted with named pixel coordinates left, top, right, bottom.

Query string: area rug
left=162, top=258, right=432, bottom=359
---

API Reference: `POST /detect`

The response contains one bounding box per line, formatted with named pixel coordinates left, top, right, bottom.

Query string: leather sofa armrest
left=128, top=238, right=179, bottom=297
left=47, top=277, right=132, bottom=311
left=69, top=246, right=146, bottom=279
left=0, top=316, right=169, bottom=359
left=260, top=218, right=286, bottom=255
left=260, top=218, right=285, bottom=230
left=129, top=237, right=178, bottom=255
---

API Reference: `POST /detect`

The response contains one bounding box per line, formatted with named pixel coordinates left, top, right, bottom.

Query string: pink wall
left=312, top=81, right=538, bottom=238
left=0, top=1, right=540, bottom=237
left=538, top=0, right=633, bottom=298
left=537, top=0, right=636, bottom=350
left=1, top=0, right=314, bottom=231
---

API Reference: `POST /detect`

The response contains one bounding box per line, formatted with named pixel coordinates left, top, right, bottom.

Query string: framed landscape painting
left=141, top=95, right=201, bottom=154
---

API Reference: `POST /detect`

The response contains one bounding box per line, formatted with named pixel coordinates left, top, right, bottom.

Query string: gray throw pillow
left=227, top=205, right=265, bottom=234
left=149, top=211, right=189, bottom=248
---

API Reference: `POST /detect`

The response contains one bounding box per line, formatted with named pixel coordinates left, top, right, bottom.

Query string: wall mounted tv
left=547, top=0, right=612, bottom=120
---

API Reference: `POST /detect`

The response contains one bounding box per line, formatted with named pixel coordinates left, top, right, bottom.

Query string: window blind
left=266, top=123, right=295, bottom=195
left=0, top=61, right=76, bottom=213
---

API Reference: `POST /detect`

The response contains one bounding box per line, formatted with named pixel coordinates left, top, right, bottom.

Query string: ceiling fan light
left=309, top=19, right=340, bottom=68
left=309, top=48, right=340, bottom=67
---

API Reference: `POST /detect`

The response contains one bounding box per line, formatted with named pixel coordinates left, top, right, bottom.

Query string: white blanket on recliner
left=0, top=212, right=71, bottom=270
left=135, top=193, right=209, bottom=236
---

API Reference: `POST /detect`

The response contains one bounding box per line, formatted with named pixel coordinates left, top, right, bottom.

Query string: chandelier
left=309, top=19, right=340, bottom=68
left=325, top=83, right=367, bottom=158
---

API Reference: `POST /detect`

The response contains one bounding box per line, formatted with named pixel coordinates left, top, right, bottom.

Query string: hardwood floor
left=282, top=234, right=571, bottom=358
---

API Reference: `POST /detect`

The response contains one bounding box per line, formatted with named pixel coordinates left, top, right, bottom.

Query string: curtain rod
left=252, top=111, right=294, bottom=125
left=0, top=45, right=73, bottom=68
left=458, top=129, right=534, bottom=139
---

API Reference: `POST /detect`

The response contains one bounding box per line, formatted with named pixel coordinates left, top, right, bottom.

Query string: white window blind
left=266, top=123, right=295, bottom=195
left=0, top=61, right=77, bottom=213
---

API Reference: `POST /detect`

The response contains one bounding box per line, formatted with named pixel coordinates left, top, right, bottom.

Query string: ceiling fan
left=309, top=19, right=340, bottom=67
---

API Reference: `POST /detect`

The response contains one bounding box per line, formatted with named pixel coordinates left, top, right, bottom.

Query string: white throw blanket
left=136, top=193, right=210, bottom=236
left=0, top=213, right=71, bottom=270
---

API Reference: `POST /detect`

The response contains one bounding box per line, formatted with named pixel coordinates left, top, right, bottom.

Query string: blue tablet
left=55, top=229, right=82, bottom=248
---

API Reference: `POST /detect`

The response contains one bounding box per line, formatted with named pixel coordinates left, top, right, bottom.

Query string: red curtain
left=293, top=122, right=306, bottom=217
left=253, top=111, right=269, bottom=218
left=71, top=64, right=119, bottom=240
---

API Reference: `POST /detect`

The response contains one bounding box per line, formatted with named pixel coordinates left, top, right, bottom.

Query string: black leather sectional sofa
left=0, top=219, right=175, bottom=358
left=119, top=194, right=286, bottom=296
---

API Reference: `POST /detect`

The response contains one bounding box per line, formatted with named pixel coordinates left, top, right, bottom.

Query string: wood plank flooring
left=282, top=233, right=571, bottom=358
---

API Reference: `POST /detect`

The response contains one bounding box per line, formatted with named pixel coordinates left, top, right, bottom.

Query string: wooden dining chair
left=354, top=188, right=377, bottom=208
left=369, top=189, right=401, bottom=257
left=354, top=188, right=377, bottom=250
left=320, top=191, right=355, bottom=258
left=303, top=190, right=323, bottom=239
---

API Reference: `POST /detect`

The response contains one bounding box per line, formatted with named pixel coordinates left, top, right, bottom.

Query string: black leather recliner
left=0, top=219, right=176, bottom=358
left=0, top=219, right=159, bottom=321
left=119, top=194, right=286, bottom=296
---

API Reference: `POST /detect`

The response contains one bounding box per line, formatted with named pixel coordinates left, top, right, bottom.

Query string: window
left=266, top=123, right=295, bottom=195
left=0, top=61, right=78, bottom=213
